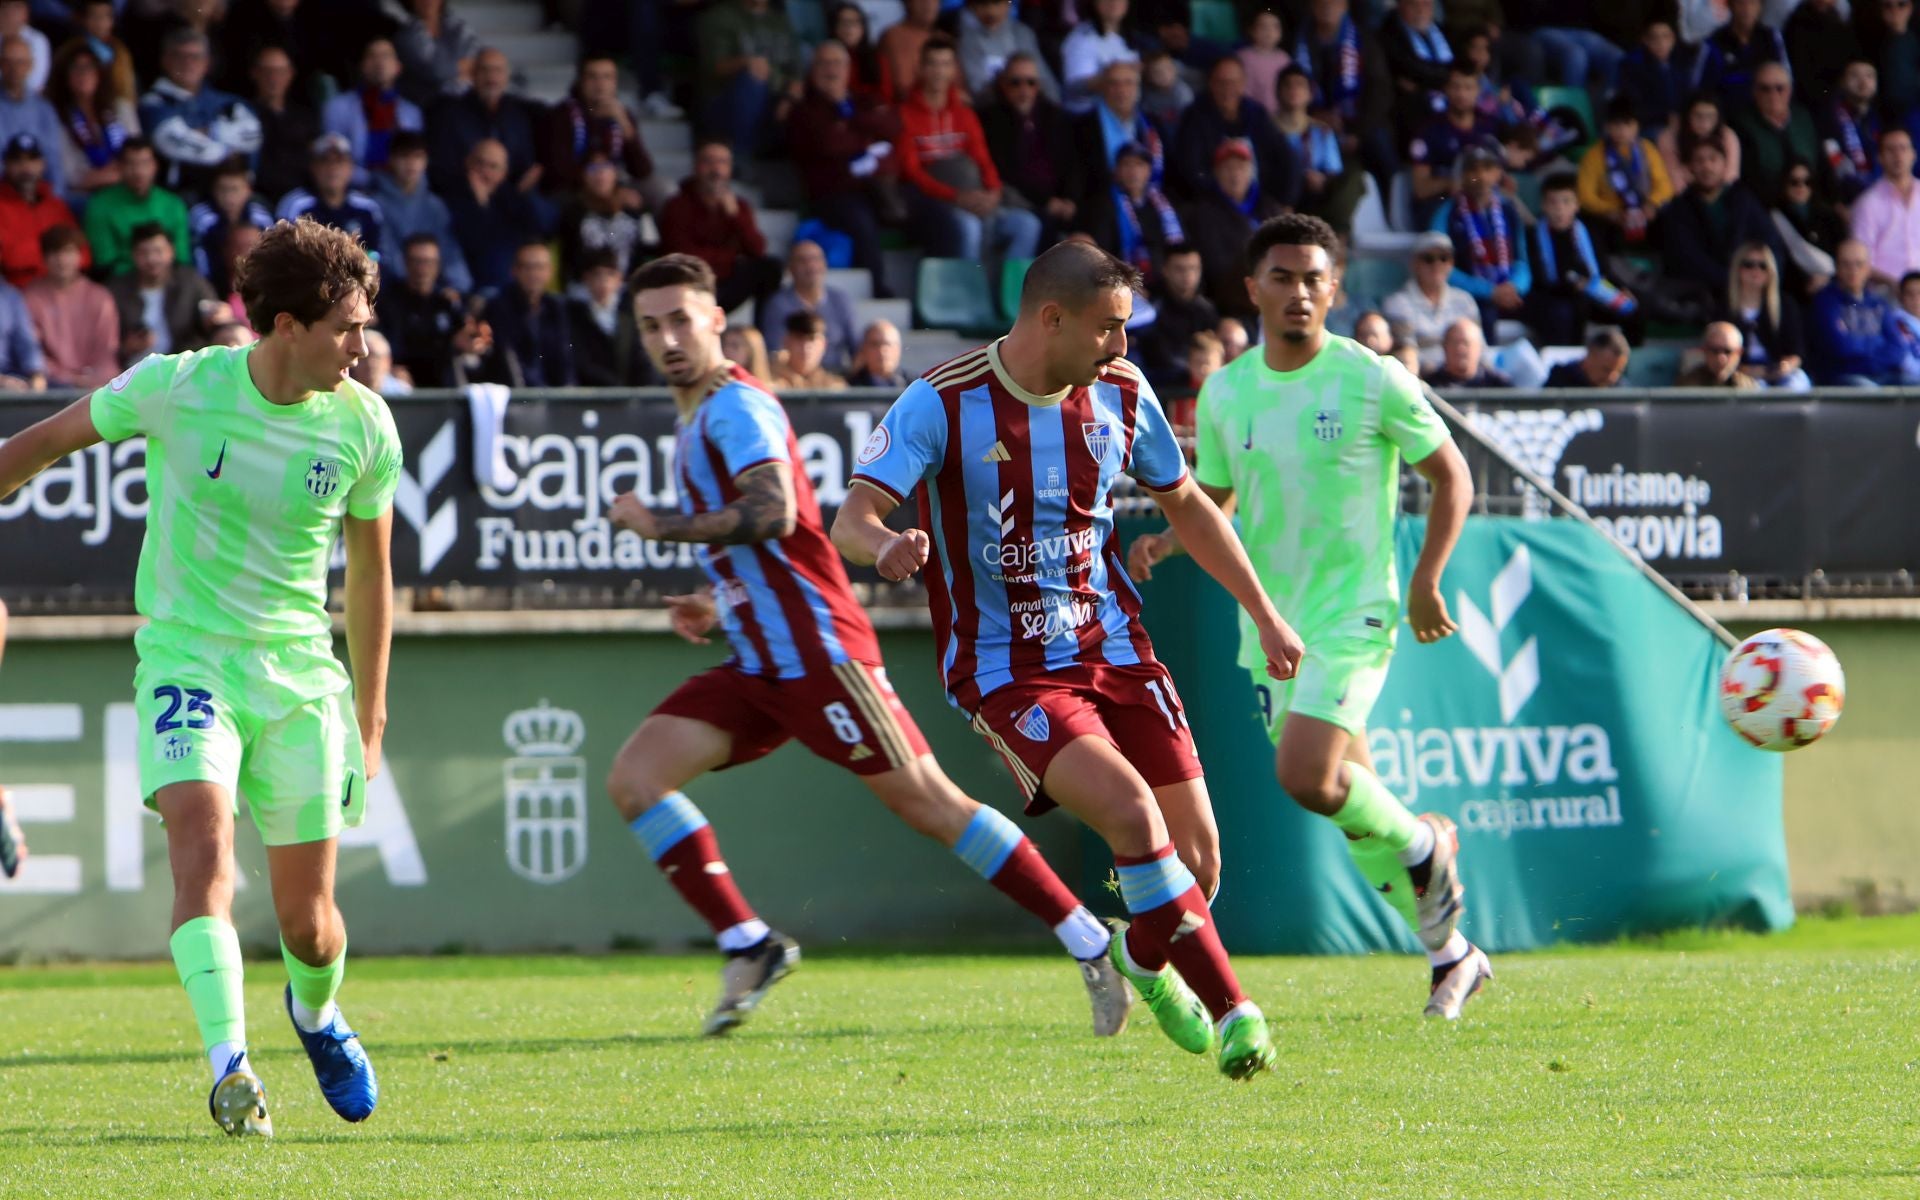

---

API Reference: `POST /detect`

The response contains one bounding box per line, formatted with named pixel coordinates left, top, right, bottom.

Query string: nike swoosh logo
left=342, top=775, right=354, bottom=810
left=1242, top=423, right=1253, bottom=450
left=206, top=440, right=227, bottom=479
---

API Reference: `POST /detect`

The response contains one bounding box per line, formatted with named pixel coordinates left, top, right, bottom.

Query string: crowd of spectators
left=5, top=0, right=1920, bottom=395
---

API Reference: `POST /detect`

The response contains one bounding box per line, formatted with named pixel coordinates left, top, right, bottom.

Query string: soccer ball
left=1718, top=628, right=1846, bottom=751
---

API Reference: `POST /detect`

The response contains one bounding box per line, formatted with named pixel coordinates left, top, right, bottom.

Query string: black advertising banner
left=4, top=393, right=1917, bottom=602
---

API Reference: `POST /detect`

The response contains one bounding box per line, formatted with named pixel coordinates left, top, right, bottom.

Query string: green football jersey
left=1193, top=334, right=1450, bottom=668
left=90, top=344, right=403, bottom=642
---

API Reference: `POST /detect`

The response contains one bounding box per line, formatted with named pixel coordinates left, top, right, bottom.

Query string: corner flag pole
left=1422, top=386, right=1739, bottom=650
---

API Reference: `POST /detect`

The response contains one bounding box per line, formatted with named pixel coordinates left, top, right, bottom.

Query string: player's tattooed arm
left=609, top=463, right=798, bottom=545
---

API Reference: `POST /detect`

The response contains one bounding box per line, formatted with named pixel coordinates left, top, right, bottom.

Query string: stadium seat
left=1388, top=168, right=1416, bottom=232
left=787, top=0, right=827, bottom=43
left=1342, top=254, right=1410, bottom=308
left=1534, top=86, right=1594, bottom=147
left=1624, top=341, right=1686, bottom=388
left=1189, top=0, right=1239, bottom=43
left=916, top=258, right=1001, bottom=336
left=1000, top=257, right=1033, bottom=320
left=1512, top=170, right=1543, bottom=217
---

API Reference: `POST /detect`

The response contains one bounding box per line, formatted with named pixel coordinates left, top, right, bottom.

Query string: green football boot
left=1217, top=1008, right=1277, bottom=1081
left=1105, top=919, right=1213, bottom=1055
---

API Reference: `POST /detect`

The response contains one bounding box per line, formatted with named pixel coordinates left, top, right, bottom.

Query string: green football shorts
left=1249, top=636, right=1394, bottom=743
left=132, top=622, right=367, bottom=846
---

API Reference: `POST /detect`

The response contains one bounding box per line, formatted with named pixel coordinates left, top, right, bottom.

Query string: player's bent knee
left=1275, top=762, right=1343, bottom=814
left=1181, top=847, right=1221, bottom=901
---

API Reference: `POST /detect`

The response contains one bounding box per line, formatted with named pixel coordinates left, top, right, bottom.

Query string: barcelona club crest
left=1081, top=421, right=1112, bottom=461
left=1014, top=703, right=1052, bottom=742
left=502, top=701, right=589, bottom=884
left=1313, top=409, right=1343, bottom=443
left=306, top=457, right=342, bottom=498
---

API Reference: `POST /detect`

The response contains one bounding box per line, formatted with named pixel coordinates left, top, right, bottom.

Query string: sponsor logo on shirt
left=980, top=440, right=1012, bottom=463
left=1013, top=596, right=1096, bottom=643
left=1014, top=703, right=1051, bottom=741
left=982, top=524, right=1101, bottom=579
left=856, top=426, right=890, bottom=466
left=205, top=439, right=228, bottom=479
left=108, top=362, right=141, bottom=392
left=1035, top=466, right=1069, bottom=500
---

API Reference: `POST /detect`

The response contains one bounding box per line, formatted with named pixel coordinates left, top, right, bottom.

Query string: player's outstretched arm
left=1406, top=438, right=1471, bottom=644
left=609, top=462, right=797, bottom=546
left=832, top=481, right=929, bottom=580
left=342, top=510, right=394, bottom=780
left=0, top=396, right=106, bottom=501
left=1127, top=480, right=1235, bottom=582
left=1152, top=477, right=1304, bottom=681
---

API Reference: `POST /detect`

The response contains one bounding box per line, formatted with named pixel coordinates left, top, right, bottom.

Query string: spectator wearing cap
left=428, top=47, right=540, bottom=200
left=695, top=0, right=805, bottom=166
left=1171, top=54, right=1299, bottom=207
left=1544, top=328, right=1631, bottom=388
left=276, top=133, right=387, bottom=254
left=46, top=38, right=139, bottom=201
left=1381, top=232, right=1480, bottom=371
left=0, top=274, right=44, bottom=389
left=248, top=44, right=320, bottom=204
left=657, top=138, right=783, bottom=316
left=897, top=36, right=1042, bottom=265
left=1059, top=0, right=1141, bottom=114
left=1424, top=318, right=1511, bottom=388
left=107, top=220, right=219, bottom=363
left=770, top=310, right=848, bottom=391
left=1182, top=138, right=1287, bottom=321
left=187, top=158, right=270, bottom=295
left=567, top=248, right=650, bottom=388
left=959, top=0, right=1058, bottom=103
left=0, top=1, right=46, bottom=96
left=138, top=28, right=260, bottom=196
left=1410, top=65, right=1504, bottom=228
left=1676, top=321, right=1760, bottom=387
left=485, top=241, right=575, bottom=387
left=846, top=318, right=908, bottom=388
left=1808, top=238, right=1905, bottom=385
left=81, top=137, right=188, bottom=276
left=1071, top=60, right=1165, bottom=214
left=378, top=232, right=489, bottom=388
left=1085, top=140, right=1183, bottom=286
left=980, top=52, right=1082, bottom=246
left=1530, top=172, right=1642, bottom=347
left=786, top=39, right=902, bottom=296
left=373, top=128, right=472, bottom=294
left=539, top=54, right=663, bottom=212
left=1431, top=142, right=1531, bottom=328
left=322, top=37, right=425, bottom=187
left=1135, top=243, right=1219, bottom=390
left=1577, top=97, right=1674, bottom=254
left=23, top=224, right=117, bottom=388
left=0, top=33, right=63, bottom=197
left=0, top=133, right=85, bottom=288
left=757, top=238, right=859, bottom=372
left=1273, top=64, right=1364, bottom=236
left=1850, top=128, right=1920, bottom=288
left=556, top=153, right=651, bottom=284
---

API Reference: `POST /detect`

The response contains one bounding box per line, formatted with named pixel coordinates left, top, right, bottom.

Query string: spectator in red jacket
left=895, top=36, right=1041, bottom=263
left=787, top=40, right=902, bottom=297
left=657, top=139, right=783, bottom=316
left=0, top=133, right=87, bottom=288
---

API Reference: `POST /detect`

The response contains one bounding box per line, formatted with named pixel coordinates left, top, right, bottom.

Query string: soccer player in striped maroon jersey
left=605, top=254, right=1132, bottom=1039
left=834, top=241, right=1306, bottom=1079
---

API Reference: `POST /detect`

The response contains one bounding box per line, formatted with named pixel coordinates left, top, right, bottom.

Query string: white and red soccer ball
left=1719, top=628, right=1846, bottom=752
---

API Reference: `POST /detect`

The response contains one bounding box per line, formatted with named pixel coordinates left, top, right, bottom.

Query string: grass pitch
left=0, top=916, right=1916, bottom=1199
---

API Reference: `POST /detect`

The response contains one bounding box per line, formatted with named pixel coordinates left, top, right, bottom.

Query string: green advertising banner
left=1129, top=516, right=1792, bottom=955
left=0, top=631, right=1080, bottom=960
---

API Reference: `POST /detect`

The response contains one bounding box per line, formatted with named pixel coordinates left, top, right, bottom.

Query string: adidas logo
left=849, top=745, right=874, bottom=761
left=1168, top=910, right=1208, bottom=943
left=980, top=441, right=1012, bottom=463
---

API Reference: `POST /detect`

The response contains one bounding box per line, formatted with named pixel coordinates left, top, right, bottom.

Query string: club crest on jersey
left=1014, top=704, right=1051, bottom=742
left=306, top=457, right=342, bottom=498
left=1314, top=409, right=1343, bottom=443
left=1081, top=421, right=1112, bottom=461
left=162, top=734, right=193, bottom=761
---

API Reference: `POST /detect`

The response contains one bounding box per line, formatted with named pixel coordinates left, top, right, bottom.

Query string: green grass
left=1, top=917, right=1917, bottom=1198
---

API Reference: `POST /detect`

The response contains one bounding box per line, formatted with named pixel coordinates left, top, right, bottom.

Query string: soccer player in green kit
left=1129, top=214, right=1492, bottom=1018
left=0, top=218, right=398, bottom=1132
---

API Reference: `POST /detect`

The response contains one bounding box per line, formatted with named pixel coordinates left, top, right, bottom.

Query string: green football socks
left=282, top=937, right=346, bottom=1028
left=171, top=916, right=246, bottom=1065
left=1330, top=764, right=1421, bottom=931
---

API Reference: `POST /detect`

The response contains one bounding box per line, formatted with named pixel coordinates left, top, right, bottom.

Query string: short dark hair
left=1165, top=242, right=1201, bottom=261
left=1241, top=212, right=1341, bottom=277
left=1447, top=62, right=1479, bottom=84
left=236, top=217, right=380, bottom=332
left=1900, top=270, right=1920, bottom=292
left=785, top=311, right=827, bottom=337
left=1880, top=125, right=1913, bottom=148
left=402, top=231, right=439, bottom=253
left=210, top=156, right=251, bottom=186
left=1540, top=171, right=1578, bottom=198
left=1604, top=94, right=1637, bottom=126
left=40, top=224, right=85, bottom=256
left=578, top=248, right=621, bottom=276
left=629, top=252, right=717, bottom=298
left=389, top=129, right=428, bottom=158
left=514, top=239, right=550, bottom=260
left=577, top=51, right=618, bottom=76
left=920, top=33, right=958, bottom=64
left=118, top=135, right=154, bottom=160
left=1587, top=328, right=1631, bottom=356
left=128, top=221, right=170, bottom=249
left=1017, top=239, right=1142, bottom=314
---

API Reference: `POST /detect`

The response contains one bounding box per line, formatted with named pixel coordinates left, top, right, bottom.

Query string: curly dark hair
left=1242, top=213, right=1342, bottom=277
left=235, top=217, right=379, bottom=333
